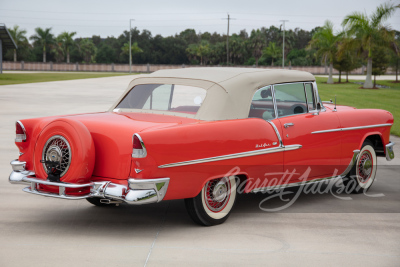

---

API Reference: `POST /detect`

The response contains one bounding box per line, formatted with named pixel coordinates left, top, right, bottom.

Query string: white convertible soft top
left=111, top=67, right=316, bottom=120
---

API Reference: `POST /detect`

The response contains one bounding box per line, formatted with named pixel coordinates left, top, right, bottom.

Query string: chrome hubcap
left=358, top=151, right=373, bottom=183
left=204, top=178, right=231, bottom=212
left=212, top=181, right=228, bottom=202
left=362, top=159, right=372, bottom=175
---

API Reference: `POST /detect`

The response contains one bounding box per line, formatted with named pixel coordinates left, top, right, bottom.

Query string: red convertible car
left=9, top=68, right=395, bottom=226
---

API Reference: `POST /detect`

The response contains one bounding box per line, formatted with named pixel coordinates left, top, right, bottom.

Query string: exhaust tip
left=99, top=198, right=123, bottom=205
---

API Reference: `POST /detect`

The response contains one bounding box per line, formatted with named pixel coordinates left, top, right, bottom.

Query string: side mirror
left=261, top=89, right=272, bottom=98
left=313, top=103, right=322, bottom=115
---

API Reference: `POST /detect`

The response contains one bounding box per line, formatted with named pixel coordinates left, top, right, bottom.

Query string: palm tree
left=185, top=41, right=211, bottom=65
left=78, top=38, right=97, bottom=63
left=342, top=2, right=399, bottom=88
left=249, top=29, right=265, bottom=66
left=186, top=43, right=199, bottom=63
left=308, top=20, right=342, bottom=84
left=52, top=36, right=65, bottom=63
left=208, top=42, right=226, bottom=65
left=390, top=38, right=400, bottom=83
left=8, top=25, right=27, bottom=62
left=263, top=42, right=280, bottom=66
left=121, top=42, right=143, bottom=64
left=197, top=40, right=211, bottom=65
left=29, top=27, right=54, bottom=62
left=229, top=35, right=247, bottom=65
left=58, top=31, right=76, bottom=63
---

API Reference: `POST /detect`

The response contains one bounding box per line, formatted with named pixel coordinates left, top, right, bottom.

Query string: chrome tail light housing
left=132, top=133, right=147, bottom=158
left=15, top=121, right=27, bottom=142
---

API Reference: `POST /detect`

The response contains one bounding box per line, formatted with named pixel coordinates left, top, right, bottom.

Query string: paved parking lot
left=0, top=75, right=399, bottom=267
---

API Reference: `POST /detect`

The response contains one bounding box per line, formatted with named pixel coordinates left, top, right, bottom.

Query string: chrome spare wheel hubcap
left=46, top=146, right=63, bottom=163
left=42, top=135, right=71, bottom=177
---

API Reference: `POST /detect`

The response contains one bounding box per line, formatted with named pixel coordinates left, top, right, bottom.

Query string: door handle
left=284, top=123, right=294, bottom=128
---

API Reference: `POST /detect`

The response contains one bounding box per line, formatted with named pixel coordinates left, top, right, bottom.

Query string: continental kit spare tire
left=34, top=118, right=95, bottom=184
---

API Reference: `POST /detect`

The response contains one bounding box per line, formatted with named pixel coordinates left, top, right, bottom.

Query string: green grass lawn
left=316, top=77, right=400, bottom=136
left=0, top=72, right=130, bottom=85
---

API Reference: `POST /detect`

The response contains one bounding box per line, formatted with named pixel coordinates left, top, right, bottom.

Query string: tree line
left=3, top=2, right=400, bottom=88
left=5, top=25, right=318, bottom=66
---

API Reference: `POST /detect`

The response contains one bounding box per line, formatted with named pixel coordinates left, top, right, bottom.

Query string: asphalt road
left=0, top=75, right=399, bottom=267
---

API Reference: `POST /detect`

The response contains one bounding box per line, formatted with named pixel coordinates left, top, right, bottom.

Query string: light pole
left=129, top=19, right=135, bottom=74
left=280, top=20, right=288, bottom=69
left=222, top=14, right=235, bottom=65
left=226, top=14, right=230, bottom=65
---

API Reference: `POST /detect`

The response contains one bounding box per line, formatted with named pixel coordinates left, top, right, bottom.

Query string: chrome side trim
left=252, top=149, right=360, bottom=193
left=158, top=145, right=302, bottom=169
left=271, top=84, right=278, bottom=119
left=311, top=123, right=393, bottom=134
left=284, top=145, right=303, bottom=152
left=267, top=120, right=283, bottom=146
left=385, top=141, right=395, bottom=161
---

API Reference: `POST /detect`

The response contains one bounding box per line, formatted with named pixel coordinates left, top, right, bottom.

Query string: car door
left=275, top=82, right=342, bottom=181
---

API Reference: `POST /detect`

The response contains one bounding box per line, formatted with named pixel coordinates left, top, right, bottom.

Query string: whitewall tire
left=185, top=176, right=237, bottom=226
left=343, top=140, right=377, bottom=194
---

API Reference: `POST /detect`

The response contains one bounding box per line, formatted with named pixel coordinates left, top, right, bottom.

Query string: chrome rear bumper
left=385, top=141, right=395, bottom=161
left=9, top=160, right=169, bottom=205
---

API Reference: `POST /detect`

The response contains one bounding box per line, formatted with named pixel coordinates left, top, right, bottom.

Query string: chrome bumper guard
left=385, top=141, right=395, bottom=161
left=9, top=160, right=169, bottom=205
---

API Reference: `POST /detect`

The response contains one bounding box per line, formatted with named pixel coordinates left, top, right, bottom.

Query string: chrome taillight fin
left=15, top=121, right=27, bottom=142
left=132, top=133, right=147, bottom=158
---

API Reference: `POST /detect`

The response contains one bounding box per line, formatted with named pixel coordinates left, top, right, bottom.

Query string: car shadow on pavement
left=19, top=181, right=399, bottom=235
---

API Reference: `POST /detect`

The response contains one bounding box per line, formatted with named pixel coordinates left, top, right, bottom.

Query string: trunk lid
left=68, top=112, right=197, bottom=179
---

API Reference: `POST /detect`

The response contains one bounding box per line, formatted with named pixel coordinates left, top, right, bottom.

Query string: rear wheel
left=343, top=140, right=377, bottom=194
left=185, top=176, right=237, bottom=226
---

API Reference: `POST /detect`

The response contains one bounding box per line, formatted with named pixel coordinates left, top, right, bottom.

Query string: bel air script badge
left=256, top=143, right=271, bottom=148
left=256, top=142, right=278, bottom=148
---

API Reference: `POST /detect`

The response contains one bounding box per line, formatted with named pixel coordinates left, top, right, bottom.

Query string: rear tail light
left=132, top=133, right=147, bottom=158
left=15, top=121, right=27, bottom=142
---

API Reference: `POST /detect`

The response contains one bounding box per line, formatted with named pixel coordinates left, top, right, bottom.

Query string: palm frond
left=371, top=2, right=399, bottom=28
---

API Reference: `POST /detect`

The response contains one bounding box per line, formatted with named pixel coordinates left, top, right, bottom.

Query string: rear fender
left=131, top=118, right=283, bottom=200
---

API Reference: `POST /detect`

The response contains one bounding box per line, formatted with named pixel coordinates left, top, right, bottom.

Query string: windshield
left=116, top=84, right=207, bottom=116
